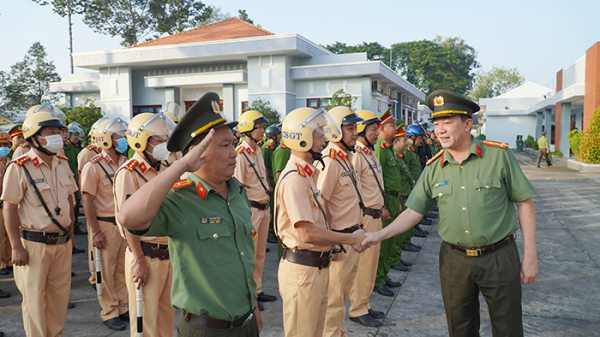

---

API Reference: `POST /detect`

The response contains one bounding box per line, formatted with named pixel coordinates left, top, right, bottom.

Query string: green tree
left=325, top=89, right=357, bottom=111
left=2, top=42, right=61, bottom=110
left=580, top=106, right=600, bottom=164
left=247, top=98, right=280, bottom=128
left=60, top=96, right=104, bottom=144
left=467, top=66, right=525, bottom=102
left=238, top=9, right=253, bottom=24
left=197, top=5, right=232, bottom=25
left=151, top=0, right=212, bottom=35
left=324, top=41, right=392, bottom=67
left=567, top=128, right=582, bottom=159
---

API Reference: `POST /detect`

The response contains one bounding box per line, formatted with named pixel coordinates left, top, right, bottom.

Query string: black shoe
left=257, top=302, right=264, bottom=311
left=0, top=288, right=10, bottom=298
left=413, top=229, right=427, bottom=238
left=257, top=291, right=277, bottom=302
left=419, top=217, right=433, bottom=225
left=410, top=243, right=422, bottom=249
left=267, top=237, right=278, bottom=244
left=368, top=308, right=385, bottom=319
left=349, top=314, right=382, bottom=327
left=537, top=165, right=540, bottom=168
left=400, top=259, right=412, bottom=267
left=103, top=317, right=126, bottom=331
left=391, top=263, right=410, bottom=271
left=548, top=163, right=553, bottom=167
left=386, top=279, right=402, bottom=288
left=0, top=331, right=4, bottom=337
left=415, top=225, right=429, bottom=235
left=402, top=244, right=420, bottom=252
left=72, top=247, right=85, bottom=254
left=91, top=283, right=97, bottom=291
left=0, top=268, right=9, bottom=275
left=68, top=302, right=75, bottom=309
left=74, top=228, right=87, bottom=235
left=266, top=247, right=270, bottom=253
left=373, top=285, right=394, bottom=297
left=119, top=312, right=130, bottom=322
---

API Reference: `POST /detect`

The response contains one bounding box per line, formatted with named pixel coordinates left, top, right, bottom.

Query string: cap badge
left=434, top=96, right=444, bottom=107
left=211, top=100, right=221, bottom=113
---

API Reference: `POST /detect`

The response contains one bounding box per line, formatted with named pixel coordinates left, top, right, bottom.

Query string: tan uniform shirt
left=1, top=149, right=78, bottom=232
left=276, top=154, right=332, bottom=252
left=77, top=146, right=100, bottom=173
left=163, top=151, right=182, bottom=168
left=318, top=143, right=363, bottom=230
left=114, top=152, right=167, bottom=245
left=234, top=138, right=270, bottom=203
left=80, top=150, right=126, bottom=217
left=352, top=142, right=385, bottom=209
left=12, top=143, right=31, bottom=158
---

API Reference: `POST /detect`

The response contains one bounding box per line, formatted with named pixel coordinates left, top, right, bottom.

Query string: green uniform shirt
left=375, top=137, right=404, bottom=196
left=262, top=142, right=276, bottom=188
left=64, top=142, right=82, bottom=178
left=403, top=146, right=422, bottom=181
left=131, top=173, right=257, bottom=320
left=392, top=150, right=413, bottom=196
left=537, top=136, right=549, bottom=150
left=406, top=137, right=536, bottom=247
left=272, top=144, right=291, bottom=186
left=8, top=146, right=15, bottom=160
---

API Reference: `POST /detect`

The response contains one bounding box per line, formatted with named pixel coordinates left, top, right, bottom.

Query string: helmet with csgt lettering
left=126, top=113, right=175, bottom=152
left=281, top=107, right=340, bottom=152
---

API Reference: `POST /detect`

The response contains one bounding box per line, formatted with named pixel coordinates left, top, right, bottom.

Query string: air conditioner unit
left=390, top=90, right=398, bottom=99
left=383, top=85, right=391, bottom=96
left=371, top=80, right=381, bottom=93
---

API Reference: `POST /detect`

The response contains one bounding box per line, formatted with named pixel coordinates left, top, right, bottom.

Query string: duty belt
left=183, top=309, right=254, bottom=329
left=97, top=216, right=117, bottom=225
left=282, top=248, right=332, bottom=270
left=20, top=229, right=71, bottom=245
left=249, top=200, right=269, bottom=211
left=364, top=207, right=383, bottom=219
left=446, top=234, right=516, bottom=257
left=331, top=224, right=363, bottom=234
left=384, top=191, right=408, bottom=203
left=140, top=242, right=169, bottom=260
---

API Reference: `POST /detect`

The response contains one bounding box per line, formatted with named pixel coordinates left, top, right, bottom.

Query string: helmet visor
left=68, top=124, right=84, bottom=135
left=137, top=113, right=176, bottom=141
left=301, top=108, right=341, bottom=141
left=160, top=101, right=185, bottom=120
left=101, top=118, right=128, bottom=138
left=34, top=104, right=67, bottom=123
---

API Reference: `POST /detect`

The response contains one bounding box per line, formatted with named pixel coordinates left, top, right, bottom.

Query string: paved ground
left=2, top=151, right=600, bottom=336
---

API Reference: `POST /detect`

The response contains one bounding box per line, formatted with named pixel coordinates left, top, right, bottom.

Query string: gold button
left=462, top=207, right=466, bottom=211
left=461, top=186, right=465, bottom=190
left=485, top=185, right=489, bottom=189
left=438, top=193, right=443, bottom=196
left=460, top=165, right=464, bottom=169
left=465, top=230, right=469, bottom=234
left=236, top=226, right=238, bottom=229
left=213, top=233, right=218, bottom=239
left=248, top=278, right=251, bottom=282
left=241, top=252, right=244, bottom=256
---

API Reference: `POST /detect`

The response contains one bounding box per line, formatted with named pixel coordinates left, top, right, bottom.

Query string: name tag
left=200, top=216, right=223, bottom=224
left=370, top=164, right=378, bottom=169
left=435, top=180, right=449, bottom=188
left=248, top=163, right=256, bottom=168
left=341, top=171, right=352, bottom=177
left=33, top=178, right=44, bottom=184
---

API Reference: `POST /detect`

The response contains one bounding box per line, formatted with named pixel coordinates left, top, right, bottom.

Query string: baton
left=95, top=247, right=102, bottom=296
left=90, top=249, right=95, bottom=273
left=136, top=285, right=143, bottom=337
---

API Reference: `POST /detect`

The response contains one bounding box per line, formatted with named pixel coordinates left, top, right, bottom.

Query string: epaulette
left=356, top=146, right=362, bottom=153
left=86, top=145, right=97, bottom=151
left=90, top=154, right=103, bottom=163
left=124, top=159, right=139, bottom=172
left=20, top=143, right=28, bottom=148
left=379, top=142, right=390, bottom=149
left=13, top=155, right=31, bottom=167
left=57, top=154, right=69, bottom=161
left=482, top=140, right=509, bottom=149
left=329, top=148, right=336, bottom=159
left=281, top=143, right=287, bottom=149
left=236, top=146, right=244, bottom=154
left=171, top=179, right=193, bottom=190
left=426, top=150, right=444, bottom=166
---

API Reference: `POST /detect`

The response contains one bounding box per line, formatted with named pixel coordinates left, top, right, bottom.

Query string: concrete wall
left=70, top=92, right=99, bottom=107
left=98, top=66, right=132, bottom=120
left=486, top=114, right=538, bottom=148
left=247, top=55, right=296, bottom=116
left=294, top=77, right=364, bottom=110
left=132, top=70, right=167, bottom=107
left=563, top=55, right=586, bottom=88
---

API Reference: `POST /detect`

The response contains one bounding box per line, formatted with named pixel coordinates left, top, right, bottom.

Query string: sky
left=1, top=0, right=598, bottom=91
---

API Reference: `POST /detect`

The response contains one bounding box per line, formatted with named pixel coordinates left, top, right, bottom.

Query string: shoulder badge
left=86, top=145, right=97, bottom=151
left=20, top=143, right=28, bottom=148
left=296, top=163, right=306, bottom=177
left=90, top=154, right=103, bottom=163
left=398, top=153, right=403, bottom=158
left=356, top=146, right=362, bottom=153
left=329, top=148, right=336, bottom=159
left=172, top=179, right=193, bottom=190
left=57, top=154, right=69, bottom=161
left=482, top=140, right=509, bottom=149
left=13, top=155, right=31, bottom=167
left=236, top=146, right=245, bottom=154
left=426, top=150, right=445, bottom=166
left=124, top=159, right=139, bottom=172
left=196, top=182, right=207, bottom=200
left=281, top=143, right=287, bottom=149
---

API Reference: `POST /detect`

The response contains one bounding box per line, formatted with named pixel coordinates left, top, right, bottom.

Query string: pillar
left=164, top=87, right=180, bottom=105
left=536, top=112, right=543, bottom=139
left=575, top=110, right=583, bottom=131
left=544, top=108, right=552, bottom=142
left=560, top=102, right=571, bottom=156
left=222, top=84, right=235, bottom=120
left=584, top=42, right=600, bottom=132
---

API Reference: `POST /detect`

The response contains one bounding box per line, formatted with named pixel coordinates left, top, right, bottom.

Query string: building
left=50, top=18, right=424, bottom=122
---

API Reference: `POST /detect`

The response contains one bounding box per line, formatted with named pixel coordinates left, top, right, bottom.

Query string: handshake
left=349, top=230, right=383, bottom=253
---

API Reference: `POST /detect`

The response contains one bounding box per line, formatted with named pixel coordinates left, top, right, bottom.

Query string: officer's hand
left=12, top=247, right=28, bottom=266
left=361, top=232, right=382, bottom=248
left=92, top=231, right=109, bottom=250
left=351, top=229, right=367, bottom=253
left=520, top=255, right=538, bottom=285
left=382, top=208, right=391, bottom=221
left=181, top=129, right=215, bottom=172
left=133, top=257, right=149, bottom=289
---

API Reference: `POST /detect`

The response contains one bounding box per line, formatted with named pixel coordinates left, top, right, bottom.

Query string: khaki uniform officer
left=348, top=110, right=386, bottom=324
left=2, top=112, right=77, bottom=337
left=276, top=107, right=367, bottom=337
left=114, top=112, right=177, bottom=337
left=7, top=124, right=25, bottom=160
left=363, top=90, right=539, bottom=337
left=118, top=92, right=262, bottom=337
left=234, top=110, right=277, bottom=307
left=0, top=133, right=13, bottom=279
left=81, top=117, right=129, bottom=331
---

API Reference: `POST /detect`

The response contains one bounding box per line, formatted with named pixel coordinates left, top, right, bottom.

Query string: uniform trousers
left=250, top=207, right=271, bottom=294
left=536, top=149, right=552, bottom=167
left=97, top=220, right=128, bottom=321
left=439, top=240, right=523, bottom=337
left=176, top=312, right=259, bottom=337
left=15, top=239, right=71, bottom=337
left=375, top=194, right=401, bottom=287
left=0, top=213, right=12, bottom=269
left=125, top=248, right=175, bottom=337
left=279, top=258, right=329, bottom=337
left=348, top=215, right=382, bottom=318
left=389, top=201, right=409, bottom=267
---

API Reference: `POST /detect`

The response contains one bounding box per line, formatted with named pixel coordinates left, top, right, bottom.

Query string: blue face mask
left=0, top=147, right=10, bottom=158
left=115, top=138, right=128, bottom=154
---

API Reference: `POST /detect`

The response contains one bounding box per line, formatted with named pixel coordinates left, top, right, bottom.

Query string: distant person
left=536, top=131, right=552, bottom=168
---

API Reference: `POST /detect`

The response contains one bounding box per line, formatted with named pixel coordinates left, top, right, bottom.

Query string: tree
left=238, top=9, right=253, bottom=24
left=60, top=96, right=104, bottom=144
left=325, top=89, right=357, bottom=111
left=579, top=106, right=600, bottom=164
left=196, top=5, right=232, bottom=26
left=1, top=42, right=61, bottom=111
left=467, top=66, right=525, bottom=102
left=151, top=0, right=213, bottom=35
left=247, top=98, right=280, bottom=128
left=324, top=41, right=392, bottom=67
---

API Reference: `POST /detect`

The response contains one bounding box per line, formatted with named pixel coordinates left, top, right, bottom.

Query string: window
left=306, top=98, right=331, bottom=108
left=132, top=105, right=162, bottom=116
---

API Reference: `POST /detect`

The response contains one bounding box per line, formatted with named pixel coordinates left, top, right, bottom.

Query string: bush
left=580, top=105, right=600, bottom=164
left=247, top=97, right=281, bottom=128
left=476, top=134, right=486, bottom=140
left=524, top=135, right=536, bottom=149
left=567, top=129, right=582, bottom=159
left=325, top=89, right=357, bottom=111
left=59, top=97, right=104, bottom=145
left=549, top=151, right=563, bottom=158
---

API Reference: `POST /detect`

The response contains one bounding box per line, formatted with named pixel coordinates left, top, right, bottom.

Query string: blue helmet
left=428, top=124, right=435, bottom=132
left=406, top=124, right=426, bottom=138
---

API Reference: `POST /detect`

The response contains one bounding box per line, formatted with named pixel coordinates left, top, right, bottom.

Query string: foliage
left=567, top=129, right=582, bottom=159
left=0, top=42, right=61, bottom=111
left=197, top=5, right=232, bottom=25
left=476, top=134, right=486, bottom=140
left=467, top=66, right=525, bottom=102
left=579, top=106, right=600, bottom=164
left=31, top=0, right=85, bottom=16
left=247, top=98, right=280, bottom=128
left=325, top=89, right=357, bottom=111
left=549, top=151, right=563, bottom=158
left=237, top=9, right=254, bottom=24
left=524, top=135, right=537, bottom=149
left=323, top=41, right=391, bottom=67
left=60, top=97, right=104, bottom=143
left=151, top=0, right=213, bottom=35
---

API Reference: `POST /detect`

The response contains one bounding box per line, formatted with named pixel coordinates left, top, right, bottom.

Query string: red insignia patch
left=385, top=143, right=390, bottom=148
left=476, top=144, right=482, bottom=158
left=363, top=148, right=369, bottom=154
left=236, top=146, right=244, bottom=154
left=252, top=230, right=258, bottom=240
left=296, top=163, right=305, bottom=177
left=246, top=147, right=252, bottom=155
left=303, top=164, right=313, bottom=177
left=329, top=148, right=336, bottom=159
left=139, top=162, right=147, bottom=173
left=196, top=182, right=207, bottom=200
left=337, top=150, right=345, bottom=160
left=281, top=144, right=286, bottom=149
left=32, top=157, right=40, bottom=167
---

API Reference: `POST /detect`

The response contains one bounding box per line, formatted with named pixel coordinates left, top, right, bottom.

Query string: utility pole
left=68, top=0, right=74, bottom=74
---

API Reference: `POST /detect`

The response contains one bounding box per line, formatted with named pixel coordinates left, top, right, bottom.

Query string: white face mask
left=150, top=142, right=170, bottom=161
left=40, top=134, right=64, bottom=154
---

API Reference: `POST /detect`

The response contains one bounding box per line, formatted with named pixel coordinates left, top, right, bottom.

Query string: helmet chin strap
left=308, top=149, right=325, bottom=168
left=143, top=150, right=162, bottom=171
left=243, top=131, right=258, bottom=143
left=30, top=138, right=56, bottom=156
left=358, top=133, right=374, bottom=149
left=340, top=139, right=355, bottom=153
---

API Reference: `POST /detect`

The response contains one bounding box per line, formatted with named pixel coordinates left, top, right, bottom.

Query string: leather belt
left=384, top=190, right=400, bottom=198
left=446, top=234, right=515, bottom=257
left=364, top=207, right=383, bottom=219
left=399, top=196, right=408, bottom=203
left=20, top=229, right=71, bottom=245
left=183, top=309, right=254, bottom=329
left=282, top=248, right=332, bottom=270
left=249, top=200, right=269, bottom=210
left=141, top=241, right=169, bottom=260
left=332, top=224, right=363, bottom=234
left=97, top=216, right=116, bottom=225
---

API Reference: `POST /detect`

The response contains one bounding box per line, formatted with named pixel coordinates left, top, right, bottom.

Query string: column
left=560, top=102, right=571, bottom=156
left=536, top=112, right=543, bottom=139
left=544, top=108, right=552, bottom=141
left=164, top=87, right=180, bottom=105
left=575, top=110, right=583, bottom=131
left=222, top=84, right=235, bottom=120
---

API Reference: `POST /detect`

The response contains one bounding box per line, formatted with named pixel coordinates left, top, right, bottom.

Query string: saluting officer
left=275, top=107, right=366, bottom=337
left=81, top=117, right=129, bottom=331
left=347, top=110, right=387, bottom=326
left=118, top=92, right=262, bottom=336
left=0, top=133, right=13, bottom=279
left=1, top=111, right=78, bottom=337
left=363, top=90, right=539, bottom=337
left=114, top=112, right=176, bottom=336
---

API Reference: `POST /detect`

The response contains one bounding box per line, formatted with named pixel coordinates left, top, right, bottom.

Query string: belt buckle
left=241, top=312, right=253, bottom=327
left=466, top=248, right=482, bottom=257
left=45, top=235, right=57, bottom=245
left=56, top=236, right=68, bottom=245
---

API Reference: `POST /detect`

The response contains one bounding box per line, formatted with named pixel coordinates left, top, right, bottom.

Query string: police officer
left=262, top=125, right=281, bottom=244
left=114, top=112, right=176, bottom=337
left=159, top=101, right=184, bottom=167
left=275, top=107, right=366, bottom=337
left=118, top=92, right=262, bottom=336
left=13, top=104, right=68, bottom=159
left=1, top=111, right=78, bottom=336
left=81, top=117, right=129, bottom=331
left=0, top=133, right=12, bottom=278
left=7, top=124, right=25, bottom=160
left=65, top=123, right=86, bottom=236
left=363, top=89, right=539, bottom=337
left=405, top=125, right=434, bottom=231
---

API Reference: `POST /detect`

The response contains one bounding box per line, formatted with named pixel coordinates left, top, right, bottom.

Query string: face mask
left=115, top=138, right=128, bottom=154
left=40, top=134, right=64, bottom=154
left=150, top=142, right=170, bottom=161
left=0, top=147, right=10, bottom=157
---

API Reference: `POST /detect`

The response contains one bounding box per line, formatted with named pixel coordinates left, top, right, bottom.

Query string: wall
left=131, top=70, right=167, bottom=107
left=563, top=55, right=586, bottom=88
left=294, top=77, right=363, bottom=110
left=486, top=114, right=538, bottom=148
left=584, top=42, right=600, bottom=131
left=247, top=55, right=296, bottom=116
left=98, top=66, right=132, bottom=120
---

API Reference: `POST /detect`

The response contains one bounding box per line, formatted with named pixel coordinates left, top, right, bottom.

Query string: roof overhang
left=528, top=96, right=555, bottom=114
left=555, top=84, right=585, bottom=104
left=145, top=70, right=247, bottom=88
left=485, top=109, right=532, bottom=117
left=50, top=80, right=100, bottom=93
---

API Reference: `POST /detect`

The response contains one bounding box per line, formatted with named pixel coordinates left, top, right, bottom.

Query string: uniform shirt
left=114, top=152, right=167, bottom=245
left=403, top=146, right=422, bottom=181
left=1, top=149, right=78, bottom=232
left=352, top=142, right=385, bottom=209
left=276, top=154, right=332, bottom=252
left=537, top=136, right=549, bottom=150
left=393, top=151, right=414, bottom=197
left=318, top=143, right=362, bottom=230
left=80, top=150, right=126, bottom=217
left=163, top=151, right=183, bottom=168
left=406, top=137, right=537, bottom=247
left=77, top=145, right=100, bottom=173
left=130, top=173, right=257, bottom=320
left=12, top=143, right=31, bottom=158
left=261, top=141, right=276, bottom=189
left=375, top=137, right=403, bottom=194
left=64, top=142, right=81, bottom=178
left=272, top=143, right=291, bottom=185
left=234, top=138, right=270, bottom=203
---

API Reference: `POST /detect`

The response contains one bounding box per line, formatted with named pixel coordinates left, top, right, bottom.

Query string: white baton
left=94, top=247, right=102, bottom=296
left=136, top=285, right=143, bottom=337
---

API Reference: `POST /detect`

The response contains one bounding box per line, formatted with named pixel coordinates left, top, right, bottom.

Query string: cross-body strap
left=240, top=150, right=270, bottom=193
left=359, top=151, right=386, bottom=200
left=21, top=164, right=69, bottom=233
left=94, top=160, right=114, bottom=186
left=335, top=157, right=365, bottom=215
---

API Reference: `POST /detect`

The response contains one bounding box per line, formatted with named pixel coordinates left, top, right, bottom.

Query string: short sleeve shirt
left=393, top=151, right=414, bottom=196
left=234, top=138, right=270, bottom=203
left=403, top=146, right=422, bottom=181
left=80, top=150, right=126, bottom=217
left=272, top=143, right=292, bottom=177
left=77, top=146, right=100, bottom=173
left=352, top=143, right=385, bottom=209
left=64, top=142, right=81, bottom=177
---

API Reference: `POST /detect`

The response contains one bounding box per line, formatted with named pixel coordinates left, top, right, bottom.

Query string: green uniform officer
left=401, top=125, right=427, bottom=251
left=262, top=125, right=281, bottom=243
left=363, top=89, right=539, bottom=337
left=118, top=92, right=262, bottom=336
left=65, top=123, right=84, bottom=234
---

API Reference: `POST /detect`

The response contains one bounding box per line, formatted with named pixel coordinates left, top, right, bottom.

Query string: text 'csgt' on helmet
left=281, top=107, right=340, bottom=152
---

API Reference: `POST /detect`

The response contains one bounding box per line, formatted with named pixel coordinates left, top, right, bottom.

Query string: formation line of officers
left=0, top=88, right=539, bottom=337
